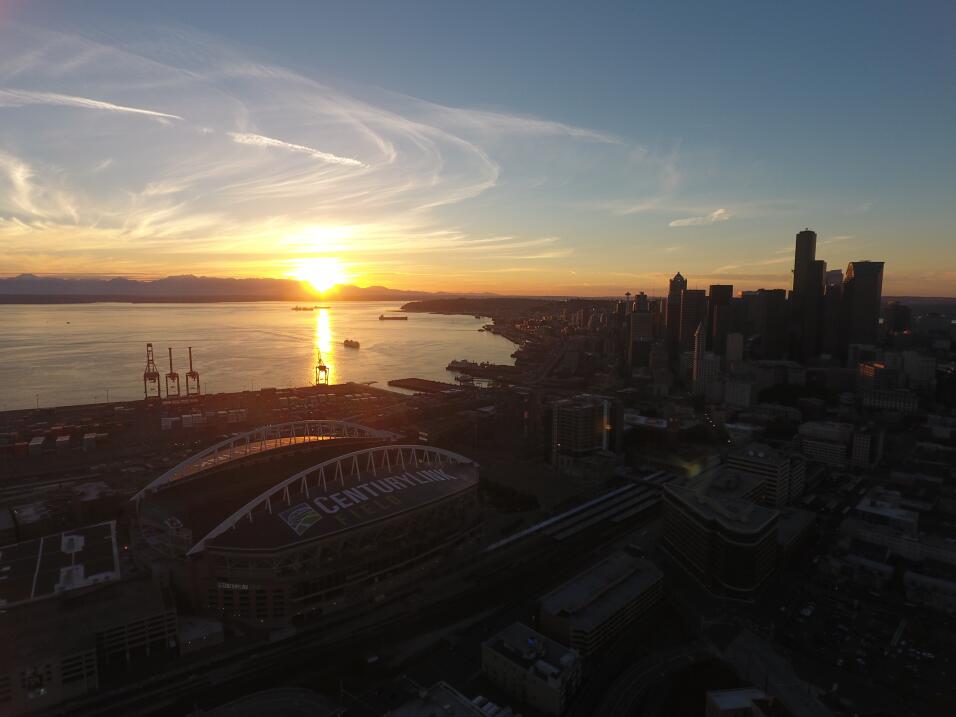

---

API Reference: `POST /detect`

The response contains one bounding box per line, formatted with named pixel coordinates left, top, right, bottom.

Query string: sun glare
left=293, top=257, right=347, bottom=293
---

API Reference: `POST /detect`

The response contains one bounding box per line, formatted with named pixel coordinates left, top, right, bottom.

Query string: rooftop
left=206, top=461, right=478, bottom=552
left=0, top=578, right=172, bottom=670
left=707, top=687, right=768, bottom=709
left=206, top=688, right=338, bottom=717
left=139, top=438, right=392, bottom=548
left=539, top=551, right=662, bottom=633
left=0, top=521, right=120, bottom=608
left=729, top=443, right=786, bottom=467
left=855, top=492, right=920, bottom=525
left=798, top=421, right=854, bottom=441
left=666, top=468, right=779, bottom=535
left=483, top=622, right=579, bottom=684
left=390, top=681, right=517, bottom=717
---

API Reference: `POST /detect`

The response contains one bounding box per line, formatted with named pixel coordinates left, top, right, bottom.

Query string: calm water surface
left=0, top=302, right=515, bottom=410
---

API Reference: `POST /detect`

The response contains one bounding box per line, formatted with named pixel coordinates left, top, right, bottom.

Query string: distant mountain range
left=2, top=274, right=952, bottom=305
left=0, top=274, right=499, bottom=303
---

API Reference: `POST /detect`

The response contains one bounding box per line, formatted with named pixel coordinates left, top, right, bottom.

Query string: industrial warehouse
left=133, top=422, right=483, bottom=629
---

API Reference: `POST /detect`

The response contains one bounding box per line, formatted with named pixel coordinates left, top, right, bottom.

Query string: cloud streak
left=0, top=23, right=666, bottom=288
left=669, top=207, right=730, bottom=227
left=0, top=87, right=182, bottom=120
left=228, top=132, right=365, bottom=167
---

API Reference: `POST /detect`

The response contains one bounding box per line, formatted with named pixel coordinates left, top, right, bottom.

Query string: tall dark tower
left=790, top=229, right=824, bottom=361
left=843, top=261, right=884, bottom=346
left=793, top=228, right=817, bottom=294
left=707, top=284, right=733, bottom=352
left=666, top=272, right=687, bottom=354
left=821, top=272, right=844, bottom=357
left=679, top=289, right=707, bottom=351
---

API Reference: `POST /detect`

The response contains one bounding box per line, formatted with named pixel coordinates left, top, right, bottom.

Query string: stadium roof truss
left=133, top=420, right=398, bottom=501
left=186, top=444, right=474, bottom=555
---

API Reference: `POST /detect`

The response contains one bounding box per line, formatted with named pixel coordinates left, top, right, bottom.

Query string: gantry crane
left=143, top=343, right=161, bottom=400
left=185, top=346, right=201, bottom=396
left=165, top=347, right=181, bottom=398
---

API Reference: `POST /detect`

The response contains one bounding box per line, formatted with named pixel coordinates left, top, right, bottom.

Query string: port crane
left=165, top=347, right=181, bottom=398
left=185, top=347, right=201, bottom=396
left=314, top=350, right=330, bottom=385
left=143, top=343, right=161, bottom=400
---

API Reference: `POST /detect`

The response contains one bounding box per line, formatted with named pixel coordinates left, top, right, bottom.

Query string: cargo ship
left=446, top=359, right=520, bottom=379
left=447, top=359, right=489, bottom=371
left=379, top=314, right=408, bottom=321
left=291, top=306, right=314, bottom=311
left=343, top=339, right=360, bottom=349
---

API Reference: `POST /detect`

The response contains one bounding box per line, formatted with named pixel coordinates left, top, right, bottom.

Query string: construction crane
left=185, top=346, right=200, bottom=396
left=143, top=343, right=161, bottom=400
left=165, top=347, right=181, bottom=399
left=315, top=350, right=330, bottom=385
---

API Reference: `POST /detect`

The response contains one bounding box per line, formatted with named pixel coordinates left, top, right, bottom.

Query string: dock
left=387, top=378, right=464, bottom=394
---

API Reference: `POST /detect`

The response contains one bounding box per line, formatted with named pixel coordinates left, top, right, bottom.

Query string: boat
left=343, top=339, right=360, bottom=349
left=379, top=314, right=408, bottom=321
left=292, top=306, right=314, bottom=311
left=447, top=359, right=485, bottom=371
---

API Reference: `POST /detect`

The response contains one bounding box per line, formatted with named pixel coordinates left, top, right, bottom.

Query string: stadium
left=133, top=421, right=482, bottom=628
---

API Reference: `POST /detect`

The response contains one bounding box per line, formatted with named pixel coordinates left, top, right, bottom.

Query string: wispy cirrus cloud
left=669, top=207, right=731, bottom=227
left=711, top=255, right=791, bottom=274
left=228, top=132, right=365, bottom=167
left=0, top=23, right=688, bottom=290
left=0, top=87, right=182, bottom=120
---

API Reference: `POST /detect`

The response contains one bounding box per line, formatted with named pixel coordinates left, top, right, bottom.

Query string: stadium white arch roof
left=184, top=444, right=475, bottom=555
left=132, top=420, right=397, bottom=502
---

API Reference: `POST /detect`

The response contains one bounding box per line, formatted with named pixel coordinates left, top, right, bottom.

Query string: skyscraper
left=821, top=276, right=844, bottom=357
left=679, top=289, right=707, bottom=351
left=843, top=261, right=884, bottom=346
left=692, top=322, right=706, bottom=394
left=666, top=272, right=687, bottom=355
left=551, top=395, right=609, bottom=469
left=883, top=301, right=911, bottom=334
left=752, top=289, right=789, bottom=358
left=825, top=268, right=843, bottom=286
left=725, top=332, right=744, bottom=366
left=792, top=228, right=817, bottom=294
left=707, top=284, right=733, bottom=352
left=628, top=310, right=654, bottom=369
left=789, top=229, right=825, bottom=361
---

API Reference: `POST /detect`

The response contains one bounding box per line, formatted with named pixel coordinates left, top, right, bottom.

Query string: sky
left=0, top=1, right=954, bottom=296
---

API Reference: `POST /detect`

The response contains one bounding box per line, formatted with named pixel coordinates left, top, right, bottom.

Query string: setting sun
left=292, top=257, right=348, bottom=293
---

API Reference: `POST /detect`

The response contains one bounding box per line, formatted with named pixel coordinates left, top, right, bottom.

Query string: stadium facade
left=133, top=422, right=482, bottom=628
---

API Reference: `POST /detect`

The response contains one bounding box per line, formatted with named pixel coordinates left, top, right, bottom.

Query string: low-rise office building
left=538, top=551, right=662, bottom=655
left=853, top=489, right=920, bottom=536
left=0, top=580, right=177, bottom=714
left=663, top=470, right=779, bottom=595
left=797, top=421, right=884, bottom=468
left=481, top=623, right=581, bottom=716
left=0, top=522, right=178, bottom=714
left=725, top=444, right=805, bottom=507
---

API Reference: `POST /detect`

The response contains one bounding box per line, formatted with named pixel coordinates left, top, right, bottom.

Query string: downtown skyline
left=0, top=1, right=954, bottom=296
